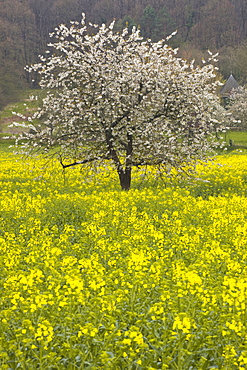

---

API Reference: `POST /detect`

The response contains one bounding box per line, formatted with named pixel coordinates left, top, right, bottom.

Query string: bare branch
left=59, top=155, right=109, bottom=169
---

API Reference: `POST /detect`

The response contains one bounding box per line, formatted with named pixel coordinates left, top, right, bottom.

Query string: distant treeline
left=1, top=0, right=247, bottom=109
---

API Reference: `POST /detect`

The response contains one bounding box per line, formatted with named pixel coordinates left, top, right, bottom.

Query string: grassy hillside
left=0, top=89, right=42, bottom=136
left=224, top=131, right=247, bottom=147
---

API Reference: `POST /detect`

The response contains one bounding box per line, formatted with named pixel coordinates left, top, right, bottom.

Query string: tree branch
left=59, top=155, right=108, bottom=168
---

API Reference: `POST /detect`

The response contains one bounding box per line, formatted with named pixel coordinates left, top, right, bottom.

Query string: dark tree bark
left=118, top=168, right=131, bottom=191
left=118, top=132, right=133, bottom=191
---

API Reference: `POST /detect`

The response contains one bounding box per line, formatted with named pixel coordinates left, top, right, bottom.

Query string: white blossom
left=228, top=86, right=247, bottom=130
left=17, top=15, right=226, bottom=190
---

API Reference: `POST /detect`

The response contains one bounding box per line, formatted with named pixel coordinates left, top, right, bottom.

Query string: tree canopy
left=17, top=15, right=225, bottom=190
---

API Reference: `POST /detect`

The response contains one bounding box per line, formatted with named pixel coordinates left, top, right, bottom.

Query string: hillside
left=1, top=0, right=247, bottom=109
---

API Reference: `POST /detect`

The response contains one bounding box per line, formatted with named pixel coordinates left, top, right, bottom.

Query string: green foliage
left=140, top=5, right=157, bottom=39
left=115, top=15, right=138, bottom=33
left=131, top=5, right=177, bottom=42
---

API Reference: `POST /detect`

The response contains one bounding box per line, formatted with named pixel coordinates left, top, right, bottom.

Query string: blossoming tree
left=228, top=86, right=247, bottom=130
left=18, top=14, right=225, bottom=190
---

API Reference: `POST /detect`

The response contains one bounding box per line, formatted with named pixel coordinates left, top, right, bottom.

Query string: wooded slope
left=1, top=0, right=247, bottom=108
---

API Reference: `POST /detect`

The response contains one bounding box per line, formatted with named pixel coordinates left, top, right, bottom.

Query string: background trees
left=18, top=16, right=225, bottom=190
left=0, top=0, right=37, bottom=108
left=1, top=0, right=247, bottom=109
left=190, top=0, right=239, bottom=50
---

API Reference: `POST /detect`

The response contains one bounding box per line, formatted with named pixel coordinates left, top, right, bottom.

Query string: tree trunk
left=118, top=168, right=131, bottom=191
left=106, top=129, right=132, bottom=190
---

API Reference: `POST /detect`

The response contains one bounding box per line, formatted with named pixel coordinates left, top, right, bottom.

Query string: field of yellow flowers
left=0, top=145, right=247, bottom=369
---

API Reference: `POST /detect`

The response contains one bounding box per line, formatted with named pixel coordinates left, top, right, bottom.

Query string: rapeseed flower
left=0, top=149, right=247, bottom=368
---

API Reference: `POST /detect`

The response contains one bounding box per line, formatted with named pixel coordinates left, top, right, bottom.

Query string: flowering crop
left=0, top=148, right=247, bottom=369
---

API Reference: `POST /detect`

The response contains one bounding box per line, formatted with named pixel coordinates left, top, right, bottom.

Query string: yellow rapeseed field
left=0, top=147, right=247, bottom=369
